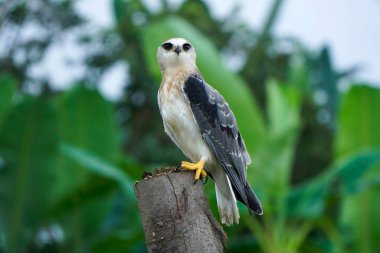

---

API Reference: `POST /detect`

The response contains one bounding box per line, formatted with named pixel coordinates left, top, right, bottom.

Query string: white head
left=157, top=38, right=197, bottom=75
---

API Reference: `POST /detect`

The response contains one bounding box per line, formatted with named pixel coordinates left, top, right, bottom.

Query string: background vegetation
left=1, top=0, right=380, bottom=252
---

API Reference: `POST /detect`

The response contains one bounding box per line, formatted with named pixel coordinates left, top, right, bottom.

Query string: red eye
left=162, top=43, right=173, bottom=50
left=183, top=43, right=191, bottom=51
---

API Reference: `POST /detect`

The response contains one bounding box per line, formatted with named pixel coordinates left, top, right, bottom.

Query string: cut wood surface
left=134, top=168, right=227, bottom=253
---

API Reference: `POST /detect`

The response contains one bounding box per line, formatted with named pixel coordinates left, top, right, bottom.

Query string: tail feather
left=231, top=182, right=263, bottom=215
left=215, top=183, right=239, bottom=226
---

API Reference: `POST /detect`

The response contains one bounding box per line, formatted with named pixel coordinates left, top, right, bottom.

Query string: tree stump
left=134, top=167, right=227, bottom=253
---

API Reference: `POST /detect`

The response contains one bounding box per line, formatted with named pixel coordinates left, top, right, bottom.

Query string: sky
left=207, top=0, right=380, bottom=84
left=35, top=0, right=380, bottom=100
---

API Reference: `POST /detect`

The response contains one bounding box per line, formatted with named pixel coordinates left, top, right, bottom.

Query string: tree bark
left=134, top=168, right=227, bottom=253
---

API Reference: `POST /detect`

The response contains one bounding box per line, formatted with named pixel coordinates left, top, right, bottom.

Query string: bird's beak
left=174, top=46, right=181, bottom=55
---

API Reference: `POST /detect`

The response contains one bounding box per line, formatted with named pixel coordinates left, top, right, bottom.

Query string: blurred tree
left=0, top=0, right=83, bottom=91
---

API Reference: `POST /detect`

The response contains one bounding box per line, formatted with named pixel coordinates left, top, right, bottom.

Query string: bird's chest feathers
left=160, top=83, right=189, bottom=126
left=158, top=78, right=198, bottom=142
left=158, top=72, right=213, bottom=162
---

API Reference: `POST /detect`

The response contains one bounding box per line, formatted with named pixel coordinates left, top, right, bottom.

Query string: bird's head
left=157, top=38, right=196, bottom=75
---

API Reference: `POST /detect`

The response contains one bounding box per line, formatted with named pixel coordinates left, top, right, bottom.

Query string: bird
left=157, top=37, right=263, bottom=226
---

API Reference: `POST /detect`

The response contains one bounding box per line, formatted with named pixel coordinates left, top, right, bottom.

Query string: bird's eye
left=183, top=43, right=191, bottom=51
left=162, top=42, right=173, bottom=50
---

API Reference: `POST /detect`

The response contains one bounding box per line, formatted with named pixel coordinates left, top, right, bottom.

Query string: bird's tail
left=215, top=183, right=240, bottom=226
left=228, top=178, right=263, bottom=215
left=243, top=183, right=263, bottom=215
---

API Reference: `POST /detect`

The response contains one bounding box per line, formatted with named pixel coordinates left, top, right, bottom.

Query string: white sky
left=207, top=0, right=380, bottom=85
left=39, top=0, right=380, bottom=100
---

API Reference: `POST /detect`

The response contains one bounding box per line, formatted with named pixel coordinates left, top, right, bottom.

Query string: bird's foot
left=180, top=160, right=207, bottom=184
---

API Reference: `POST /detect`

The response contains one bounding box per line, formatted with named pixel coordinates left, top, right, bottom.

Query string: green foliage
left=0, top=96, right=58, bottom=252
left=55, top=85, right=121, bottom=198
left=60, top=143, right=134, bottom=198
left=290, top=149, right=380, bottom=219
left=0, top=74, right=17, bottom=127
left=0, top=83, right=141, bottom=252
left=53, top=86, right=125, bottom=252
left=336, top=85, right=380, bottom=156
left=240, top=79, right=302, bottom=253
left=336, top=85, right=380, bottom=253
left=58, top=143, right=144, bottom=253
left=242, top=81, right=380, bottom=253
left=251, top=79, right=301, bottom=208
left=0, top=0, right=83, bottom=88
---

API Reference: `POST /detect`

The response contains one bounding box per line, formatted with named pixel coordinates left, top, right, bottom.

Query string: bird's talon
left=181, top=161, right=193, bottom=166
left=180, top=159, right=207, bottom=181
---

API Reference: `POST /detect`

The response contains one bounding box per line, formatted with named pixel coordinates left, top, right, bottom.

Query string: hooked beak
left=174, top=46, right=181, bottom=55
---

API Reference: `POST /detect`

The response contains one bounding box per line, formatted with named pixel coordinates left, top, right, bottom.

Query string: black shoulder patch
left=183, top=76, right=217, bottom=127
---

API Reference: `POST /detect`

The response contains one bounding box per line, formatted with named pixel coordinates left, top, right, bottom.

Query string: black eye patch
left=162, top=42, right=173, bottom=50
left=183, top=43, right=191, bottom=51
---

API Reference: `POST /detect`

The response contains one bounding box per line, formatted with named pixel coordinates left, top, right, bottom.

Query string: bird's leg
left=180, top=160, right=207, bottom=183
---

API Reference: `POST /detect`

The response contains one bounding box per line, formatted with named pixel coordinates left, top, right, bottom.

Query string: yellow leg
left=180, top=159, right=207, bottom=181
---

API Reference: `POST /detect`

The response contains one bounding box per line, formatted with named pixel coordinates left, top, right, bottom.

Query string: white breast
left=158, top=79, right=214, bottom=164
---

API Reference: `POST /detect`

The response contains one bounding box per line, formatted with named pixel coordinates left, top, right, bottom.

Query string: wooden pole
left=134, top=168, right=227, bottom=253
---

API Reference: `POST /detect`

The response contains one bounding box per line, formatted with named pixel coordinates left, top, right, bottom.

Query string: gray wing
left=183, top=74, right=262, bottom=214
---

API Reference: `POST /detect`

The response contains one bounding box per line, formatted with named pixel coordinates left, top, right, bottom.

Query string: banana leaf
left=336, top=85, right=380, bottom=253
left=0, top=96, right=59, bottom=252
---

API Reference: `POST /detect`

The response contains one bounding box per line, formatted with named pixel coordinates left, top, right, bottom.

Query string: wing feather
left=183, top=75, right=262, bottom=214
